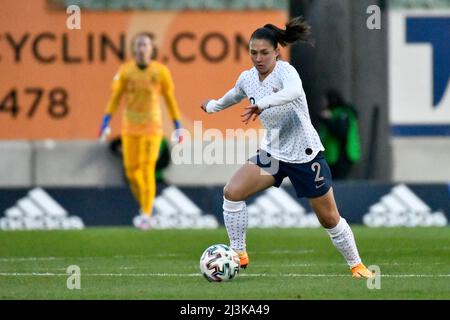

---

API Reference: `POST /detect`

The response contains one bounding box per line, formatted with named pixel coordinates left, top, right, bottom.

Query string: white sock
left=325, top=217, right=362, bottom=268
left=223, top=197, right=248, bottom=252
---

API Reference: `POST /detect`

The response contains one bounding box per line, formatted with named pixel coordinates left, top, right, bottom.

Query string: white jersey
left=206, top=60, right=324, bottom=163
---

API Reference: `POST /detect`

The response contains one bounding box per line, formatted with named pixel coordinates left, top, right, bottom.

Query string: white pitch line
left=0, top=272, right=448, bottom=278
left=0, top=257, right=58, bottom=262
left=0, top=257, right=102, bottom=262
left=0, top=254, right=184, bottom=262
left=259, top=250, right=315, bottom=254
left=1, top=257, right=446, bottom=268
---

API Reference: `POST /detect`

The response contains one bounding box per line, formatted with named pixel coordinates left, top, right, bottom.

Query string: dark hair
left=326, top=89, right=346, bottom=108
left=325, top=89, right=358, bottom=116
left=250, top=16, right=313, bottom=48
left=131, top=32, right=158, bottom=59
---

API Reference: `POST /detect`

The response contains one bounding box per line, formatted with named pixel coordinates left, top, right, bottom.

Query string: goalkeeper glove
left=174, top=120, right=183, bottom=144
left=99, top=114, right=111, bottom=142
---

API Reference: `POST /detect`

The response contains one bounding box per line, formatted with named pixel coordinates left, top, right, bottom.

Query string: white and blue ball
left=199, top=244, right=240, bottom=282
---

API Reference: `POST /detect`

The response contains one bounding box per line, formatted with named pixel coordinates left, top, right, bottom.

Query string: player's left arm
left=160, top=65, right=183, bottom=143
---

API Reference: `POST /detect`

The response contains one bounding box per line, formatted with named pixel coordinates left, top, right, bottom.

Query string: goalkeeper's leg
left=139, top=134, right=163, bottom=218
left=122, top=135, right=142, bottom=203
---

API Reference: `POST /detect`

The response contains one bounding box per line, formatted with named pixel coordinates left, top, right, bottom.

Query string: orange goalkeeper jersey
left=105, top=60, right=181, bottom=136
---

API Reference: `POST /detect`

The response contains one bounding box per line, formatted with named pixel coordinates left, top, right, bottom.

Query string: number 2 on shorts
left=311, top=162, right=324, bottom=182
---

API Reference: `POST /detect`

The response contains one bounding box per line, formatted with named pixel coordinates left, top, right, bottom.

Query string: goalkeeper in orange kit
left=98, top=32, right=183, bottom=230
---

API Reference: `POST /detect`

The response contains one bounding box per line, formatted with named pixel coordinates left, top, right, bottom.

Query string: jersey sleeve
left=160, top=65, right=182, bottom=121
left=234, top=71, right=247, bottom=97
left=105, top=65, right=126, bottom=115
left=256, top=64, right=302, bottom=110
left=205, top=71, right=247, bottom=113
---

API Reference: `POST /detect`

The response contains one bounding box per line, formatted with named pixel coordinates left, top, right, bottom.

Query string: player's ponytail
left=251, top=16, right=313, bottom=48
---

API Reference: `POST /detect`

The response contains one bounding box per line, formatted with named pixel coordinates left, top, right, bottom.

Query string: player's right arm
left=200, top=71, right=247, bottom=114
left=99, top=65, right=126, bottom=140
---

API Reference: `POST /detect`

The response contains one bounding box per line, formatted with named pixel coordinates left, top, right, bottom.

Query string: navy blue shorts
left=248, top=150, right=332, bottom=198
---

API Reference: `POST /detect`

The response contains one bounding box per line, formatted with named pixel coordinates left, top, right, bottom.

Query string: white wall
left=34, top=141, right=124, bottom=186
left=0, top=141, right=32, bottom=186
left=1, top=138, right=450, bottom=186
left=0, top=140, right=260, bottom=187
left=392, top=137, right=450, bottom=182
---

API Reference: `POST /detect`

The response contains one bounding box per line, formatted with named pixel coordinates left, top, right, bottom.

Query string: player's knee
left=320, top=212, right=341, bottom=229
left=223, top=185, right=245, bottom=202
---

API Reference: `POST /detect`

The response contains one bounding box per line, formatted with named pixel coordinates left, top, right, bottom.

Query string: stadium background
left=0, top=0, right=449, bottom=229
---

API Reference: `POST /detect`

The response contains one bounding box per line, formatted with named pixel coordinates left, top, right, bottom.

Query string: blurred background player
left=318, top=89, right=361, bottom=180
left=98, top=32, right=183, bottom=230
left=201, top=17, right=373, bottom=278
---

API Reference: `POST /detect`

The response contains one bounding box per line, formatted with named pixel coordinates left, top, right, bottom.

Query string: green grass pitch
left=0, top=227, right=449, bottom=299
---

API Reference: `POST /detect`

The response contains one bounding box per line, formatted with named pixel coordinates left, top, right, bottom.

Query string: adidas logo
left=363, top=184, right=448, bottom=227
left=0, top=187, right=84, bottom=230
left=247, top=188, right=321, bottom=228
left=144, top=186, right=219, bottom=229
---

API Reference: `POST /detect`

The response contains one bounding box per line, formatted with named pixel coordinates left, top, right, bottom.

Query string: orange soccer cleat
left=237, top=251, right=249, bottom=269
left=351, top=263, right=375, bottom=279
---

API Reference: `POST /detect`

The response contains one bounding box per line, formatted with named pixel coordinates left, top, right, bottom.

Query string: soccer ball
left=199, top=244, right=240, bottom=282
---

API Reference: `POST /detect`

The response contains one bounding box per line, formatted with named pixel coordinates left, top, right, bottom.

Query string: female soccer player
left=201, top=17, right=373, bottom=278
left=99, top=32, right=183, bottom=230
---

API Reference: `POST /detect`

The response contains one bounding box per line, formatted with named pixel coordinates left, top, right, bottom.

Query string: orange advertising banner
left=0, top=0, right=288, bottom=140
